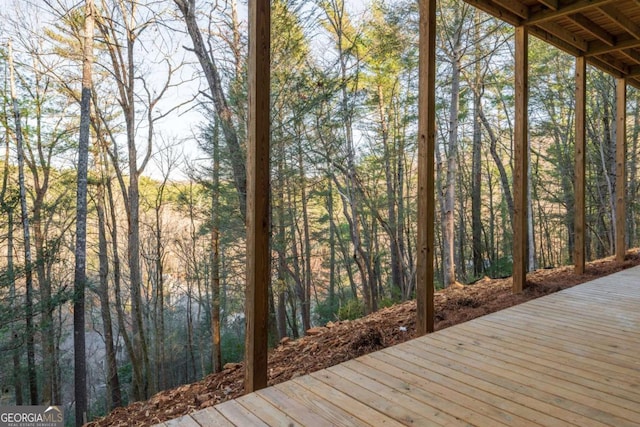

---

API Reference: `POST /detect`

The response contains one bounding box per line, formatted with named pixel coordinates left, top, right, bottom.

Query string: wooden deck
left=156, top=266, right=640, bottom=426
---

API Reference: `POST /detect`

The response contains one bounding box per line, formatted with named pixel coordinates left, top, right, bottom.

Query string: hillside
left=87, top=252, right=640, bottom=427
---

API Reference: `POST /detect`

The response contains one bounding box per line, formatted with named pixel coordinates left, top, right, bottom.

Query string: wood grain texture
left=416, top=0, right=437, bottom=334
left=245, top=0, right=271, bottom=392
left=574, top=56, right=586, bottom=274
left=615, top=77, right=627, bottom=262
left=158, top=266, right=640, bottom=427
left=513, top=25, right=528, bottom=293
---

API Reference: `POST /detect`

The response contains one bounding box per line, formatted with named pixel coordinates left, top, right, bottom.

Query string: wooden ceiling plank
left=628, top=64, right=640, bottom=76
left=538, top=21, right=589, bottom=51
left=494, top=0, right=529, bottom=18
left=600, top=55, right=630, bottom=74
left=620, top=49, right=640, bottom=64
left=525, top=0, right=616, bottom=25
left=568, top=13, right=615, bottom=46
left=528, top=26, right=581, bottom=56
left=588, top=36, right=640, bottom=56
left=537, top=0, right=558, bottom=10
left=465, top=0, right=523, bottom=26
left=587, top=56, right=625, bottom=77
left=598, top=5, right=640, bottom=40
left=628, top=78, right=640, bottom=90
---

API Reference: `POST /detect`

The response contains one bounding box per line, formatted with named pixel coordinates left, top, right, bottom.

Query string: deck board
left=155, top=266, right=640, bottom=426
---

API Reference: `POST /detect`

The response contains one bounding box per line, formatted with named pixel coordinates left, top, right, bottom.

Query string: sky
left=1, top=0, right=376, bottom=181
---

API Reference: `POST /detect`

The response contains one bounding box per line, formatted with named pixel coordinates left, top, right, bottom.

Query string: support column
left=244, top=0, right=271, bottom=393
left=513, top=26, right=528, bottom=294
left=615, top=77, right=627, bottom=262
left=417, top=0, right=436, bottom=335
left=574, top=56, right=586, bottom=274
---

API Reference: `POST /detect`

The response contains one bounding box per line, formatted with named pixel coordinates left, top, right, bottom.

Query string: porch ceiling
left=466, top=0, right=640, bottom=87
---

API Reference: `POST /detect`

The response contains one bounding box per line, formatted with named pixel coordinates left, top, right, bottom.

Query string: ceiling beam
left=568, top=13, right=615, bottom=46
left=588, top=36, right=640, bottom=56
left=538, top=21, right=589, bottom=51
left=628, top=64, right=640, bottom=76
left=587, top=56, right=625, bottom=78
left=620, top=49, right=640, bottom=64
left=599, top=55, right=630, bottom=74
left=537, top=0, right=558, bottom=11
left=525, top=0, right=616, bottom=25
left=541, top=0, right=559, bottom=10
left=494, top=0, right=529, bottom=18
left=465, top=0, right=523, bottom=26
left=529, top=26, right=581, bottom=56
left=598, top=5, right=640, bottom=40
left=627, top=78, right=640, bottom=90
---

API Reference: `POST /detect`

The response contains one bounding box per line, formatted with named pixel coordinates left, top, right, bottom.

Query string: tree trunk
left=275, top=142, right=289, bottom=338
left=2, top=95, right=23, bottom=405
left=629, top=96, right=640, bottom=247
left=8, top=210, right=23, bottom=405
left=443, top=52, right=461, bottom=287
left=527, top=141, right=536, bottom=271
left=96, top=179, right=122, bottom=410
left=72, top=1, right=93, bottom=420
left=105, top=175, right=142, bottom=400
left=378, top=84, right=403, bottom=299
left=600, top=101, right=616, bottom=253
left=471, top=51, right=484, bottom=277
left=96, top=1, right=153, bottom=398
left=287, top=187, right=310, bottom=332
left=210, top=124, right=222, bottom=373
left=480, top=107, right=515, bottom=227
left=8, top=39, right=39, bottom=407
left=173, top=0, right=246, bottom=218
left=297, top=136, right=312, bottom=330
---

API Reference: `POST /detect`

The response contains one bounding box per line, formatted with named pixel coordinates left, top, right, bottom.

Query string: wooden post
left=417, top=0, right=436, bottom=335
left=615, top=77, right=627, bottom=262
left=574, top=56, right=586, bottom=274
left=513, top=26, right=528, bottom=294
left=244, top=0, right=271, bottom=393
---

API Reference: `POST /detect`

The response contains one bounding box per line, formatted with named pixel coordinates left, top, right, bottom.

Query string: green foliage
left=337, top=298, right=364, bottom=321
left=221, top=330, right=245, bottom=365
left=377, top=297, right=396, bottom=309
left=485, top=256, right=513, bottom=279
left=314, top=297, right=340, bottom=325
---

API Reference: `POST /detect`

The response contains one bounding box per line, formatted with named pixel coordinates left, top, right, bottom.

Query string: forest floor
left=87, top=251, right=640, bottom=427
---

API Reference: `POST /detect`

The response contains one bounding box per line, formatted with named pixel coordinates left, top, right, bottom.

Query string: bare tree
left=73, top=0, right=94, bottom=423
left=173, top=0, right=247, bottom=218
left=8, top=39, right=39, bottom=406
left=94, top=0, right=179, bottom=399
left=1, top=54, right=23, bottom=405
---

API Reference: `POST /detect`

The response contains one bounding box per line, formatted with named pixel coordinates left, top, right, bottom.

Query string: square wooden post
left=245, top=0, right=271, bottom=393
left=615, top=77, right=627, bottom=262
left=574, top=56, right=586, bottom=274
left=513, top=26, right=528, bottom=294
left=416, top=0, right=436, bottom=335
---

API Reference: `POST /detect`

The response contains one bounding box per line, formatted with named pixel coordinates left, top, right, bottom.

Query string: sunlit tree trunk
left=471, top=14, right=484, bottom=277
left=442, top=50, right=461, bottom=287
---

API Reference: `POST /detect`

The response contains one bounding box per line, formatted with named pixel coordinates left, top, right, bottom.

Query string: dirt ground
left=87, top=251, right=640, bottom=427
